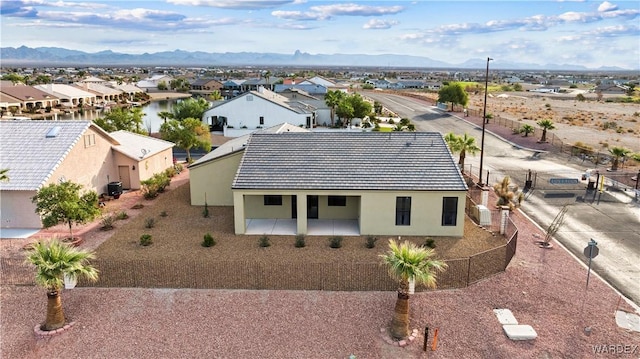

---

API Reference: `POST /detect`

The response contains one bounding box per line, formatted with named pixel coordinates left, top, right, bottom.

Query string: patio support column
left=233, top=192, right=247, bottom=234
left=297, top=194, right=307, bottom=234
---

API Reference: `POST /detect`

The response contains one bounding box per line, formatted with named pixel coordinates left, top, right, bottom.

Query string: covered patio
left=245, top=219, right=360, bottom=236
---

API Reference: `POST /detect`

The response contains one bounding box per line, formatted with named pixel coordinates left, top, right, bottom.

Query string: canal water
left=47, top=99, right=180, bottom=133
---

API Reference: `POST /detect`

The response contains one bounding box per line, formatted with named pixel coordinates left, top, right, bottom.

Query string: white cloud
left=309, top=3, right=404, bottom=17
left=363, top=19, right=398, bottom=30
left=597, top=1, right=618, bottom=12
left=166, top=0, right=295, bottom=9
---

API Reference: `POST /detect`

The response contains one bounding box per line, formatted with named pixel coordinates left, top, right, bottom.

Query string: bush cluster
left=139, top=234, right=152, bottom=246
left=294, top=234, right=306, bottom=248
left=329, top=236, right=343, bottom=248
left=259, top=236, right=271, bottom=248
left=141, top=172, right=170, bottom=199
left=202, top=233, right=216, bottom=247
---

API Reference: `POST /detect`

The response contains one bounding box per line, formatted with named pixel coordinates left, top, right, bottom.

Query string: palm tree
left=324, top=90, right=344, bottom=126
left=609, top=146, right=631, bottom=171
left=25, top=239, right=99, bottom=331
left=380, top=239, right=447, bottom=340
left=537, top=119, right=555, bottom=142
left=520, top=124, right=534, bottom=137
left=157, top=111, right=173, bottom=124
left=444, top=133, right=480, bottom=173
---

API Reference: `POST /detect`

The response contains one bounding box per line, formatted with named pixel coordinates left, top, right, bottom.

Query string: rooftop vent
left=46, top=126, right=61, bottom=138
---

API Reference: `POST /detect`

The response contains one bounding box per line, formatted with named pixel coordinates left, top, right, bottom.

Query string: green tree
left=537, top=119, right=555, bottom=142
left=444, top=133, right=480, bottom=172
left=32, top=181, right=101, bottom=239
left=94, top=107, right=146, bottom=134
left=2, top=73, right=25, bottom=83
left=380, top=239, right=447, bottom=340
left=520, top=124, right=535, bottom=137
left=172, top=97, right=210, bottom=121
left=30, top=75, right=52, bottom=85
left=324, top=90, right=345, bottom=126
left=160, top=118, right=211, bottom=162
left=513, top=83, right=523, bottom=91
left=25, top=239, right=99, bottom=331
left=335, top=101, right=354, bottom=126
left=608, top=146, right=631, bottom=171
left=157, top=111, right=174, bottom=124
left=170, top=78, right=190, bottom=92
left=157, top=81, right=168, bottom=91
left=437, top=83, right=468, bottom=111
left=208, top=90, right=223, bottom=101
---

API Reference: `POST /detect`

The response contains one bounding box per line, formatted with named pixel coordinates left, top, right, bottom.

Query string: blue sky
left=1, top=0, right=639, bottom=69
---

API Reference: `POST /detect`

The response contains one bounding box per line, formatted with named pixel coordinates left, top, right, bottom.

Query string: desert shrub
left=601, top=121, right=618, bottom=130
left=174, top=163, right=184, bottom=173
left=139, top=234, right=152, bottom=246
left=141, top=172, right=170, bottom=199
left=259, top=236, right=271, bottom=248
left=424, top=237, right=436, bottom=249
left=294, top=234, right=306, bottom=248
left=365, top=236, right=378, bottom=249
left=116, top=211, right=129, bottom=220
left=100, top=215, right=115, bottom=231
left=144, top=217, right=155, bottom=229
left=202, top=233, right=216, bottom=247
left=165, top=167, right=177, bottom=178
left=329, top=236, right=343, bottom=249
left=160, top=210, right=168, bottom=217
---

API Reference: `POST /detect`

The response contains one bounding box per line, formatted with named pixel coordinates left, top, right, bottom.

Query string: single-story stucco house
left=189, top=129, right=467, bottom=237
left=0, top=120, right=174, bottom=231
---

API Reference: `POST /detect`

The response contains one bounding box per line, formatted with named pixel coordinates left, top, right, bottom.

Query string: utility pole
left=478, top=57, right=493, bottom=185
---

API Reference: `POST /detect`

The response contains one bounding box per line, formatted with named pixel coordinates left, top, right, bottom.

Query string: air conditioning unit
left=475, top=205, right=491, bottom=226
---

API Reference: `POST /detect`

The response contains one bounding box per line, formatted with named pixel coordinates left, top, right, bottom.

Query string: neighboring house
left=0, top=121, right=174, bottom=230
left=190, top=78, right=223, bottom=95
left=594, top=84, right=627, bottom=94
left=274, top=84, right=328, bottom=96
left=0, top=82, right=60, bottom=112
left=274, top=87, right=331, bottom=126
left=108, top=82, right=144, bottom=100
left=190, top=131, right=467, bottom=237
left=202, top=87, right=316, bottom=137
left=74, top=82, right=124, bottom=104
left=34, top=84, right=97, bottom=107
left=136, top=74, right=174, bottom=91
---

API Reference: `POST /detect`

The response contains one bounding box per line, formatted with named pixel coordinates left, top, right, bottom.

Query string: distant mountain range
left=0, top=46, right=632, bottom=71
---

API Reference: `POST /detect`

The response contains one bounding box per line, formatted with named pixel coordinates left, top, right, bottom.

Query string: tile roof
left=109, top=131, right=174, bottom=160
left=233, top=132, right=467, bottom=191
left=0, top=120, right=114, bottom=191
left=0, top=84, right=59, bottom=102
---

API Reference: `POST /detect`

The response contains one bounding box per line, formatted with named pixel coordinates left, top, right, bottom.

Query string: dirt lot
left=418, top=90, right=640, bottom=153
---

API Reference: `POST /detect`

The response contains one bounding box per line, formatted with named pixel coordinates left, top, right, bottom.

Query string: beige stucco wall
left=113, top=148, right=173, bottom=190
left=0, top=190, right=41, bottom=228
left=46, top=126, right=118, bottom=196
left=233, top=189, right=465, bottom=237
left=189, top=152, right=243, bottom=206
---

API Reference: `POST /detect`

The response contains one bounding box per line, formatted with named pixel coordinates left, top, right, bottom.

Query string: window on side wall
left=264, top=195, right=282, bottom=206
left=259, top=116, right=264, bottom=125
left=442, top=197, right=458, bottom=226
left=395, top=197, right=411, bottom=226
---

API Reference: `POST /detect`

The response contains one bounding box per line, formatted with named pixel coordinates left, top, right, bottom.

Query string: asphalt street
left=365, top=91, right=640, bottom=306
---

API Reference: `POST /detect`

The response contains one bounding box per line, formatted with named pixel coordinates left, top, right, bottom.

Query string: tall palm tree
left=324, top=90, right=344, bottom=126
left=537, top=119, right=555, bottom=142
left=609, top=146, right=630, bottom=171
left=520, top=124, right=534, bottom=137
left=25, top=239, right=99, bottom=331
left=444, top=133, right=480, bottom=173
left=380, top=239, right=447, bottom=340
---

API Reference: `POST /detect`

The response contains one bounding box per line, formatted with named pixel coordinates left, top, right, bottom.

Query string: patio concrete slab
left=245, top=219, right=359, bottom=236
left=615, top=310, right=640, bottom=332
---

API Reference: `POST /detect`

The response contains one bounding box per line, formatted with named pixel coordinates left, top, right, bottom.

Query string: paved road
left=366, top=91, right=640, bottom=306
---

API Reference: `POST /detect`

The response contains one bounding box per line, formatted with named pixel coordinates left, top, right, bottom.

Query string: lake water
left=48, top=99, right=180, bottom=133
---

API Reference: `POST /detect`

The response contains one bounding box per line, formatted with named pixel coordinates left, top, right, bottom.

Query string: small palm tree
left=520, top=124, right=534, bottom=137
left=608, top=146, right=630, bottom=171
left=537, top=119, right=555, bottom=142
left=25, top=239, right=99, bottom=331
left=380, top=239, right=447, bottom=340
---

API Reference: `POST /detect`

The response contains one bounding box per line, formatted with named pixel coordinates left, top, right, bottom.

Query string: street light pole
left=478, top=57, right=493, bottom=186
